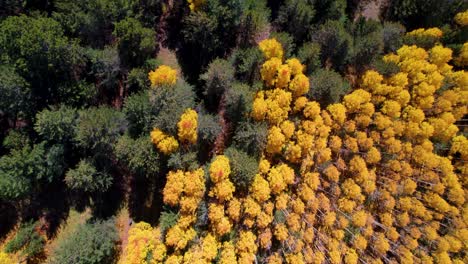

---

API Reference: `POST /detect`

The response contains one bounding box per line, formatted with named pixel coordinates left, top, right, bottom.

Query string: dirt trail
left=115, top=208, right=131, bottom=264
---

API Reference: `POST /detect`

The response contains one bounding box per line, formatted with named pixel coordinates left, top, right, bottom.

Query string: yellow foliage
left=148, top=65, right=177, bottom=87
left=261, top=57, right=282, bottom=86
left=209, top=155, right=231, bottom=183
left=289, top=73, right=310, bottom=97
left=177, top=109, right=198, bottom=144
left=187, top=0, right=205, bottom=11
left=455, top=10, right=468, bottom=26
left=121, top=222, right=166, bottom=264
left=150, top=128, right=179, bottom=154
left=0, top=252, right=11, bottom=264
left=251, top=174, right=270, bottom=202
left=407, top=27, right=443, bottom=39
left=286, top=58, right=304, bottom=75
left=266, top=126, right=285, bottom=155
left=259, top=38, right=284, bottom=59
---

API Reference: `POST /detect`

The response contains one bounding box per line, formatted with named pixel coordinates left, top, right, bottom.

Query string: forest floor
left=115, top=207, right=130, bottom=264
left=43, top=208, right=92, bottom=262
left=0, top=224, right=20, bottom=263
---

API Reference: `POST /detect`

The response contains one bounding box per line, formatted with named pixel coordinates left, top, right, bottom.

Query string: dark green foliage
left=314, top=0, right=347, bottom=23
left=181, top=12, right=219, bottom=67
left=270, top=31, right=296, bottom=58
left=238, top=0, right=271, bottom=46
left=159, top=211, right=179, bottom=234
left=382, top=22, right=406, bottom=53
left=4, top=221, right=45, bottom=260
left=224, top=147, right=258, bottom=193
left=56, top=81, right=97, bottom=107
left=2, top=129, right=30, bottom=150
left=348, top=18, right=384, bottom=72
left=233, top=120, right=268, bottom=157
left=34, top=105, right=78, bottom=144
left=167, top=151, right=199, bottom=171
left=197, top=113, right=222, bottom=146
left=75, top=106, right=127, bottom=151
left=0, top=0, right=24, bottom=18
left=0, top=15, right=85, bottom=107
left=53, top=0, right=135, bottom=48
left=123, top=91, right=153, bottom=137
left=149, top=80, right=196, bottom=134
left=48, top=220, right=118, bottom=264
left=0, top=142, right=63, bottom=199
left=385, top=0, right=466, bottom=29
left=274, top=209, right=286, bottom=224
left=403, top=33, right=439, bottom=49
left=373, top=59, right=400, bottom=77
left=230, top=47, right=263, bottom=83
left=307, top=69, right=350, bottom=106
left=115, top=135, right=160, bottom=178
left=225, top=83, right=254, bottom=126
left=113, top=17, right=156, bottom=68
left=275, top=0, right=315, bottom=44
left=200, top=59, right=235, bottom=112
left=45, top=144, right=67, bottom=182
left=85, top=46, right=121, bottom=94
left=297, top=42, right=321, bottom=75
left=127, top=68, right=150, bottom=93
left=311, top=20, right=352, bottom=71
left=180, top=0, right=242, bottom=81
left=0, top=65, right=33, bottom=121
left=65, top=160, right=112, bottom=193
left=195, top=200, right=209, bottom=230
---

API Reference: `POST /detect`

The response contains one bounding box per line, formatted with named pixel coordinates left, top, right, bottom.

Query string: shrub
left=238, top=0, right=271, bottom=46
left=127, top=68, right=150, bottom=93
left=200, top=59, right=235, bottom=112
left=225, top=83, right=254, bottom=126
left=275, top=0, right=316, bottom=43
left=372, top=59, right=400, bottom=77
left=48, top=220, right=118, bottom=264
left=149, top=80, right=196, bottom=134
left=2, top=129, right=30, bottom=150
left=270, top=31, right=296, bottom=58
left=307, top=69, right=350, bottom=106
left=197, top=113, right=222, bottom=146
left=114, top=18, right=156, bottom=68
left=159, top=211, right=179, bottom=234
left=230, top=47, right=263, bottom=83
left=224, top=147, right=258, bottom=193
left=403, top=34, right=439, bottom=49
left=85, top=46, right=121, bottom=95
left=123, top=91, right=153, bottom=137
left=75, top=106, right=127, bottom=152
left=4, top=221, right=45, bottom=261
left=0, top=65, right=33, bottom=121
left=0, top=142, right=63, bottom=199
left=115, top=135, right=160, bottom=178
left=297, top=42, right=321, bottom=75
left=348, top=18, right=384, bottom=72
left=314, top=0, right=347, bottom=23
left=382, top=22, right=406, bottom=53
left=34, top=105, right=78, bottom=144
left=232, top=120, right=268, bottom=157
left=65, top=160, right=112, bottom=193
left=311, top=20, right=352, bottom=71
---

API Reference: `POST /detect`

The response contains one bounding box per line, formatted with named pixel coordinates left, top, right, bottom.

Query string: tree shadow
left=128, top=173, right=166, bottom=226
left=0, top=201, right=18, bottom=240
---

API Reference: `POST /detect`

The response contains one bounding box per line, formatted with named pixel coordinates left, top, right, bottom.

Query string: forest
left=0, top=0, right=467, bottom=263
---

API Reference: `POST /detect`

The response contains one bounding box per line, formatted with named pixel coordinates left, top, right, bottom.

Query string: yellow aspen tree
left=259, top=38, right=284, bottom=59
left=177, top=109, right=198, bottom=144
left=148, top=65, right=177, bottom=87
